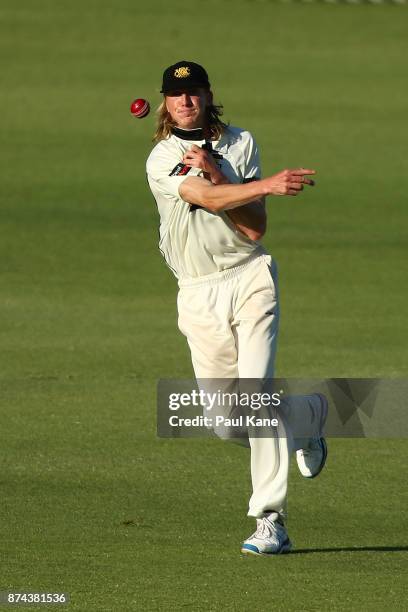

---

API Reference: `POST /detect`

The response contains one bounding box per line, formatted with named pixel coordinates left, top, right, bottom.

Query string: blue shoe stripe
left=305, top=438, right=327, bottom=479
left=314, top=438, right=327, bottom=477
left=241, top=540, right=292, bottom=555
left=241, top=543, right=260, bottom=554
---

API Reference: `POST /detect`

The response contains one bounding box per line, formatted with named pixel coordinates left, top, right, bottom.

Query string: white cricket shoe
left=296, top=393, right=328, bottom=479
left=241, top=514, right=292, bottom=556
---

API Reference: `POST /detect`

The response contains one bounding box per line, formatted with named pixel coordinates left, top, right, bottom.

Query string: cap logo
left=174, top=66, right=190, bottom=78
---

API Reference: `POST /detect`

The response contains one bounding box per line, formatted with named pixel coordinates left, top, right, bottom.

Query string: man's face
left=165, top=87, right=212, bottom=129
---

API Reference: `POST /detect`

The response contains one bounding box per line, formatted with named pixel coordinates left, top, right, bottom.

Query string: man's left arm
left=182, top=143, right=266, bottom=242
left=224, top=193, right=266, bottom=242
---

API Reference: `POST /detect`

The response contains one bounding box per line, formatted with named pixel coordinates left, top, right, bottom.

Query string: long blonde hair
left=153, top=96, right=227, bottom=143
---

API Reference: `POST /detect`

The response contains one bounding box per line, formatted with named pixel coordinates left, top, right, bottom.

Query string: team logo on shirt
left=174, top=66, right=190, bottom=78
left=169, top=162, right=191, bottom=176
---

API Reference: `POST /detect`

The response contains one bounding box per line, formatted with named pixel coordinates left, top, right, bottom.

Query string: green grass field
left=1, top=1, right=407, bottom=610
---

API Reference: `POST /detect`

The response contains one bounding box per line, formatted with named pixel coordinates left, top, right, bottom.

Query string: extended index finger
left=291, top=168, right=316, bottom=176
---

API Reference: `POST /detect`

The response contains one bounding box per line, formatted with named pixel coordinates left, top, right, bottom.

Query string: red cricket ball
left=130, top=98, right=150, bottom=118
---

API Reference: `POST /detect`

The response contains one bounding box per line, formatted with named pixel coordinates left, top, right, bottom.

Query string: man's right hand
left=182, top=144, right=227, bottom=184
left=263, top=168, right=316, bottom=196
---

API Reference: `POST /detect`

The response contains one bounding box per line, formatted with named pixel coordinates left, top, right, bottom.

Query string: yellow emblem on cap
left=174, top=66, right=191, bottom=78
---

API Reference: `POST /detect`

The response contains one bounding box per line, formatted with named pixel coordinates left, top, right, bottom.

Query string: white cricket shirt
left=146, top=125, right=266, bottom=280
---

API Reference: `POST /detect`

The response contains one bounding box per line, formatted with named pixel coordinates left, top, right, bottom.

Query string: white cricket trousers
left=177, top=253, right=312, bottom=518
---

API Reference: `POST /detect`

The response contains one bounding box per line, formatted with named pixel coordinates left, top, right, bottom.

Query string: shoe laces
left=253, top=517, right=279, bottom=539
left=299, top=438, right=321, bottom=455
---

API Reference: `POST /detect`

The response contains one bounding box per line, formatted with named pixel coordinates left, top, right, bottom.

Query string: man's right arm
left=179, top=168, right=316, bottom=213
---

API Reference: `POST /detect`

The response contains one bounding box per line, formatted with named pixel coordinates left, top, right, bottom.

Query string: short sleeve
left=146, top=149, right=202, bottom=200
left=243, top=133, right=261, bottom=182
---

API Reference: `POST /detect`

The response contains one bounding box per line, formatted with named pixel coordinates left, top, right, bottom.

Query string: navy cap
left=160, top=61, right=210, bottom=94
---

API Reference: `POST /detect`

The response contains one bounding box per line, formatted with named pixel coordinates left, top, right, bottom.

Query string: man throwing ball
left=146, top=61, right=328, bottom=555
